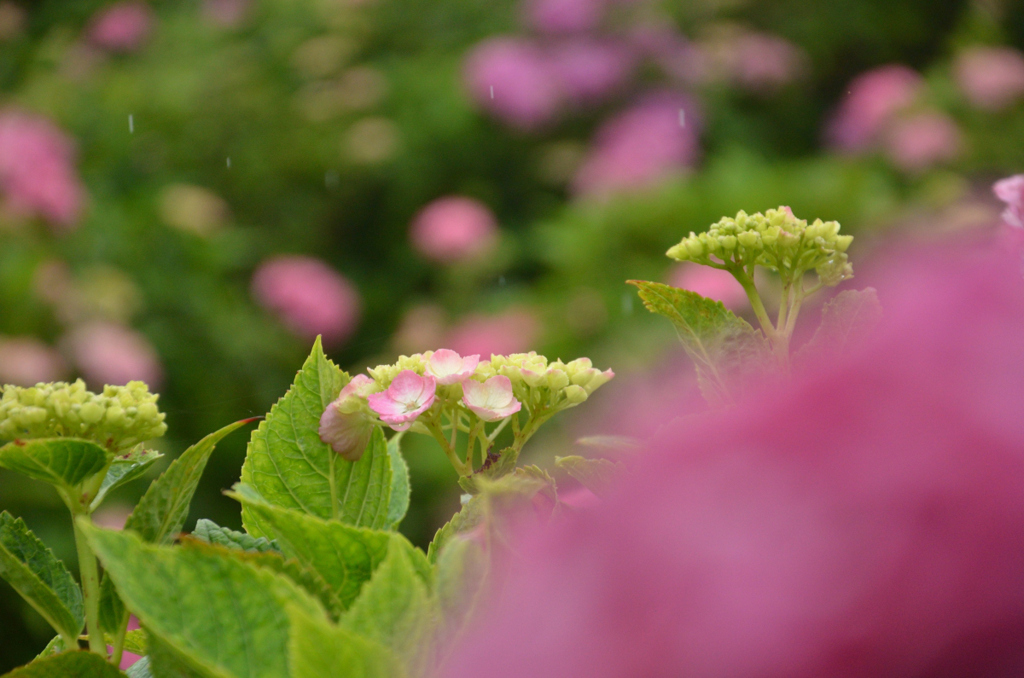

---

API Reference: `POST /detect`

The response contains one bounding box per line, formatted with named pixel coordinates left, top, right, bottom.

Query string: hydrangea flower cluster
left=0, top=379, right=167, bottom=451
left=319, top=349, right=613, bottom=476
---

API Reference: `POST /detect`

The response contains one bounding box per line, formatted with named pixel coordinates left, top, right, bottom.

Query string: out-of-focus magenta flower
left=202, top=0, right=249, bottom=28
left=446, top=308, right=540, bottom=357
left=87, top=1, right=154, bottom=53
left=524, top=0, right=604, bottom=34
left=410, top=197, right=499, bottom=264
left=393, top=304, right=447, bottom=354
left=462, top=375, right=522, bottom=421
left=367, top=370, right=436, bottom=431
left=426, top=349, right=480, bottom=385
left=883, top=111, right=962, bottom=172
left=319, top=375, right=377, bottom=461
left=954, top=47, right=1024, bottom=111
left=548, top=38, right=633, bottom=104
left=668, top=263, right=749, bottom=310
left=447, top=239, right=1024, bottom=678
left=573, top=91, right=700, bottom=197
left=732, top=32, right=803, bottom=91
left=0, top=337, right=68, bottom=386
left=826, top=65, right=922, bottom=152
left=64, top=322, right=162, bottom=388
left=994, top=174, right=1024, bottom=229
left=464, top=38, right=562, bottom=130
left=251, top=256, right=360, bottom=347
left=0, top=110, right=85, bottom=230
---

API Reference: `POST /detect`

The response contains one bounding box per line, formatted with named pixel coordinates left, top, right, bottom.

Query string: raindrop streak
left=622, top=293, right=634, bottom=315
left=678, top=109, right=685, bottom=127
left=498, top=275, right=506, bottom=287
left=490, top=85, right=494, bottom=99
left=128, top=114, right=134, bottom=133
left=226, top=157, right=231, bottom=168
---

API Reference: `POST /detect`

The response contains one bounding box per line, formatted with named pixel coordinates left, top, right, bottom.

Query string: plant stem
left=71, top=515, right=106, bottom=656
left=110, top=615, right=129, bottom=666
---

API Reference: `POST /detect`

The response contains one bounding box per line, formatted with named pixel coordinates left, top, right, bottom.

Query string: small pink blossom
left=732, top=32, right=803, bottom=91
left=0, top=337, right=68, bottom=386
left=462, top=375, right=521, bottom=421
left=548, top=38, right=633, bottom=104
left=573, top=91, right=700, bottom=197
left=883, top=111, right=962, bottom=172
left=668, top=263, right=748, bottom=310
left=202, top=0, right=249, bottom=28
left=63, top=322, right=162, bottom=388
left=426, top=349, right=480, bottom=385
left=446, top=308, right=540, bottom=357
left=410, top=197, right=499, bottom=264
left=993, top=174, right=1024, bottom=229
left=87, top=1, right=154, bottom=53
left=367, top=370, right=436, bottom=431
left=954, top=47, right=1024, bottom=111
left=523, top=0, right=605, bottom=34
left=319, top=374, right=378, bottom=460
left=825, top=65, right=922, bottom=152
left=0, top=110, right=85, bottom=230
left=464, top=38, right=562, bottom=130
left=251, top=256, right=361, bottom=347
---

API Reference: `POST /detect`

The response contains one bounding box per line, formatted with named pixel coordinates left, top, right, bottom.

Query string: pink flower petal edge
left=994, top=175, right=1024, bottom=229
left=427, top=349, right=481, bottom=385
left=367, top=370, right=436, bottom=430
left=463, top=375, right=522, bottom=421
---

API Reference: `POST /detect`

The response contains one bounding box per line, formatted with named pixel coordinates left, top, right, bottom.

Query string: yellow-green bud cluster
left=479, top=353, right=614, bottom=412
left=0, top=380, right=167, bottom=451
left=366, top=353, right=428, bottom=390
left=666, top=207, right=854, bottom=286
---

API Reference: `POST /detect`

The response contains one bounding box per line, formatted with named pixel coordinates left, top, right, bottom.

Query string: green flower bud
left=547, top=368, right=570, bottom=390
left=835, top=235, right=853, bottom=253
left=563, top=385, right=588, bottom=405
left=720, top=235, right=737, bottom=251
left=684, top=238, right=704, bottom=258
left=80, top=402, right=104, bottom=424
left=737, top=231, right=761, bottom=248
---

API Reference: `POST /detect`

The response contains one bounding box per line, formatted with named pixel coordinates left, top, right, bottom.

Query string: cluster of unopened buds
left=319, top=349, right=613, bottom=476
left=0, top=379, right=167, bottom=451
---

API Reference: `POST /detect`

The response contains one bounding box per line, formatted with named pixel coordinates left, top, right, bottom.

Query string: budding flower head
left=0, top=379, right=166, bottom=451
left=318, top=375, right=376, bottom=460
left=367, top=370, right=437, bottom=432
left=666, top=207, right=853, bottom=286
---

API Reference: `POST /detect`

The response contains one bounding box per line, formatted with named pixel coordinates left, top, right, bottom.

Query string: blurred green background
left=0, top=0, right=1022, bottom=668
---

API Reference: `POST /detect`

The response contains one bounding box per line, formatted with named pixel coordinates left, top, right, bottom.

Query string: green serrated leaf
left=629, top=280, right=771, bottom=404
left=91, top=447, right=163, bottom=512
left=0, top=438, right=111, bottom=493
left=81, top=522, right=323, bottom=678
left=33, top=635, right=67, bottom=661
left=145, top=634, right=211, bottom=678
left=796, top=287, right=882, bottom=365
left=342, top=536, right=436, bottom=677
left=240, top=339, right=394, bottom=536
left=191, top=520, right=277, bottom=553
left=234, top=499, right=390, bottom=618
left=288, top=604, right=406, bottom=678
left=435, top=536, right=488, bottom=651
left=0, top=511, right=84, bottom=644
left=426, top=498, right=483, bottom=565
left=123, top=629, right=148, bottom=655
left=554, top=455, right=623, bottom=496
left=386, top=435, right=410, bottom=530
left=0, top=650, right=125, bottom=678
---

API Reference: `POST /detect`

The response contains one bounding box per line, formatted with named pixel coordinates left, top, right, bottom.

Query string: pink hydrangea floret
left=410, top=196, right=498, bottom=263
left=367, top=370, right=436, bottom=431
left=462, top=375, right=522, bottom=422
left=464, top=37, right=562, bottom=130
left=87, top=1, right=153, bottom=53
left=994, top=174, right=1024, bottom=229
left=825, top=64, right=922, bottom=152
left=954, top=47, right=1024, bottom=111
left=426, top=349, right=480, bottom=385
left=319, top=375, right=377, bottom=460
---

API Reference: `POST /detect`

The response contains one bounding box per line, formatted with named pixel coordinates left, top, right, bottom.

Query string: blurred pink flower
left=446, top=308, right=540, bottom=357
left=668, top=263, right=749, bottom=310
left=462, top=375, right=521, bottom=421
left=426, top=349, right=480, bottom=385
left=319, top=375, right=376, bottom=460
left=524, top=0, right=605, bottom=34
left=393, top=304, right=447, bottom=354
left=993, top=174, right=1024, bottom=229
left=573, top=91, right=700, bottom=197
left=447, top=238, right=1024, bottom=678
left=410, top=197, right=499, bottom=264
left=202, top=0, right=250, bottom=28
left=367, top=370, right=436, bottom=431
left=464, top=38, right=562, bottom=130
left=883, top=111, right=962, bottom=172
left=87, top=1, right=154, bottom=53
left=826, top=65, right=922, bottom=152
left=64, top=322, right=162, bottom=388
left=732, top=32, right=803, bottom=91
left=0, top=337, right=68, bottom=386
left=548, top=38, right=634, bottom=104
left=954, top=47, right=1024, bottom=111
left=0, top=110, right=85, bottom=229
left=251, top=256, right=361, bottom=346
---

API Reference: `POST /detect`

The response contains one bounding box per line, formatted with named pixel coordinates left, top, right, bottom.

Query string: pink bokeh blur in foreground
left=447, top=237, right=1024, bottom=678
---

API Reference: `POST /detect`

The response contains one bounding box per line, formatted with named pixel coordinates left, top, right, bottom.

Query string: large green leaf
left=386, top=435, right=410, bottom=531
left=435, top=535, right=488, bottom=652
left=554, top=455, right=623, bottom=497
left=342, top=537, right=436, bottom=676
left=236, top=499, right=390, bottom=618
left=82, top=522, right=322, bottom=678
left=426, top=499, right=483, bottom=565
left=91, top=447, right=163, bottom=512
left=0, top=650, right=125, bottom=678
left=191, top=520, right=278, bottom=553
left=796, top=287, right=882, bottom=365
left=288, top=605, right=405, bottom=678
left=0, top=511, right=84, bottom=643
left=629, top=280, right=771, bottom=404
left=240, top=339, right=392, bottom=536
left=0, top=438, right=111, bottom=492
